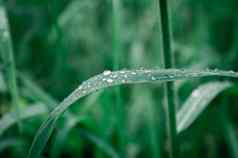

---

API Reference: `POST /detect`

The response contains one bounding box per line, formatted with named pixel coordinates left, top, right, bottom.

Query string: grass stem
left=220, top=101, right=238, bottom=158
left=0, top=2, right=21, bottom=132
left=157, top=0, right=180, bottom=157
left=112, top=0, right=125, bottom=156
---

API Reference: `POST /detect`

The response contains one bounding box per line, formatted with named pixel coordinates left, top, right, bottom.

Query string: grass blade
left=112, top=0, right=125, bottom=156
left=220, top=102, right=238, bottom=158
left=112, top=0, right=122, bottom=70
left=0, top=1, right=21, bottom=131
left=0, top=71, right=7, bottom=92
left=0, top=103, right=48, bottom=136
left=144, top=89, right=161, bottom=158
left=79, top=128, right=120, bottom=158
left=177, top=81, right=232, bottom=133
left=157, top=0, right=179, bottom=157
left=27, top=68, right=238, bottom=158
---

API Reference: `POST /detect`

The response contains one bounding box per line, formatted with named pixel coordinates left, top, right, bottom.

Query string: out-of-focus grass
left=0, top=0, right=238, bottom=158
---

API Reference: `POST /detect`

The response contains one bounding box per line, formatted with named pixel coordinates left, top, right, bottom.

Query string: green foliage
left=28, top=69, right=238, bottom=158
left=0, top=1, right=21, bottom=131
left=0, top=0, right=238, bottom=158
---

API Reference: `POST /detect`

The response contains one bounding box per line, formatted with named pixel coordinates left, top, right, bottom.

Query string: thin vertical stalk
left=112, top=0, right=125, bottom=156
left=0, top=2, right=21, bottom=131
left=147, top=99, right=161, bottom=158
left=112, top=0, right=122, bottom=70
left=157, top=0, right=179, bottom=158
left=220, top=102, right=238, bottom=158
left=50, top=0, right=67, bottom=80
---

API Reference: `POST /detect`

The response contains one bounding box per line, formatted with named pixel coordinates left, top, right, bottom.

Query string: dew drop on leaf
left=106, top=79, right=113, bottom=83
left=103, top=70, right=112, bottom=76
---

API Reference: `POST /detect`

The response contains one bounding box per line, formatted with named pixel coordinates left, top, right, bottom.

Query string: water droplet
left=168, top=75, right=174, bottom=78
left=122, top=79, right=126, bottom=83
left=106, top=79, right=113, bottom=83
left=192, top=91, right=199, bottom=97
left=131, top=72, right=136, bottom=75
left=112, top=74, right=117, bottom=78
left=145, top=70, right=151, bottom=73
left=151, top=76, right=156, bottom=81
left=103, top=70, right=112, bottom=76
left=228, top=70, right=235, bottom=73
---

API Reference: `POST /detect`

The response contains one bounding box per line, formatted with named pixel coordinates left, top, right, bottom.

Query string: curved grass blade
left=177, top=81, right=233, bottom=133
left=50, top=115, right=119, bottom=158
left=0, top=103, right=48, bottom=136
left=50, top=92, right=103, bottom=158
left=0, top=1, right=21, bottom=130
left=78, top=128, right=120, bottom=158
left=28, top=69, right=238, bottom=158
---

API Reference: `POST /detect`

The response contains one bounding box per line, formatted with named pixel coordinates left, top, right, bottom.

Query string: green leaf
left=0, top=104, right=48, bottom=136
left=27, top=69, right=238, bottom=158
left=50, top=92, right=103, bottom=158
left=0, top=1, right=21, bottom=130
left=177, top=81, right=232, bottom=133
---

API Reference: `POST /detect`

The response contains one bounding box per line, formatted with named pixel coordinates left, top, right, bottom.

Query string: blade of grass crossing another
left=112, top=0, right=125, bottom=156
left=158, top=0, right=179, bottom=157
left=0, top=1, right=21, bottom=131
left=27, top=68, right=238, bottom=158
left=112, top=0, right=122, bottom=70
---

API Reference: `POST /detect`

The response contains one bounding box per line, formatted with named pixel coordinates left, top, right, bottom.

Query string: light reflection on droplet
left=106, top=79, right=113, bottom=83
left=192, top=91, right=199, bottom=97
left=103, top=70, right=112, bottom=76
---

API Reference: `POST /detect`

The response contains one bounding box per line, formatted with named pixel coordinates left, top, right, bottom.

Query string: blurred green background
left=0, top=0, right=238, bottom=157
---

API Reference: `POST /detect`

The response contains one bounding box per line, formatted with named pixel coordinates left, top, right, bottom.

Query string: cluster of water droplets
left=102, top=70, right=114, bottom=83
left=59, top=68, right=238, bottom=115
left=50, top=68, right=238, bottom=123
